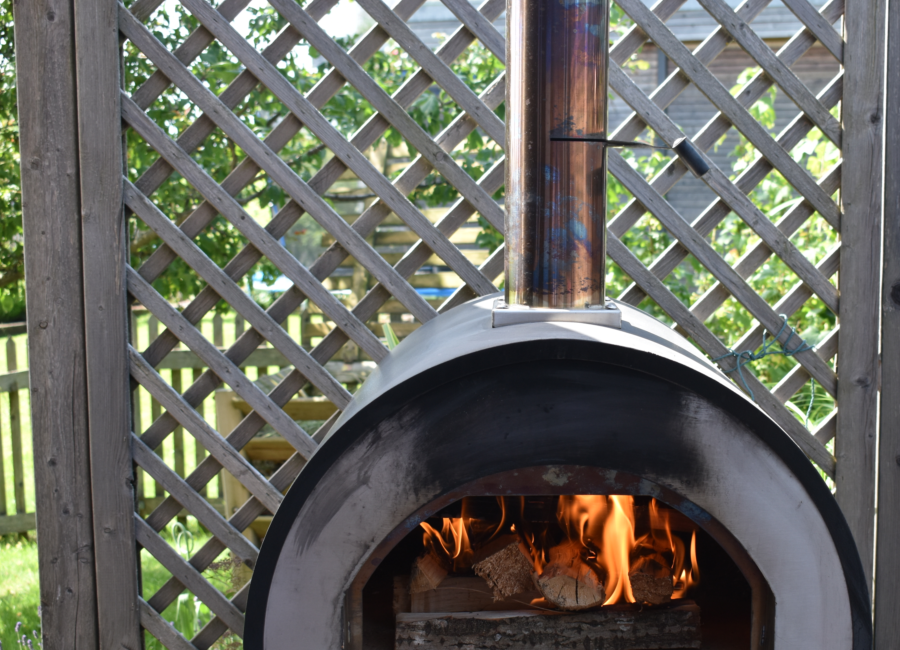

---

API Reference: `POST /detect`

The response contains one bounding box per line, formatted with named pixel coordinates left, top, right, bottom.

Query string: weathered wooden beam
left=0, top=512, right=37, bottom=536
left=395, top=606, right=701, bottom=649
left=835, top=0, right=885, bottom=589
left=874, top=0, right=900, bottom=644
left=74, top=0, right=141, bottom=643
left=14, top=0, right=99, bottom=643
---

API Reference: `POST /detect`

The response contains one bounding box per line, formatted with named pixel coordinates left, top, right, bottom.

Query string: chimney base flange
left=491, top=299, right=622, bottom=329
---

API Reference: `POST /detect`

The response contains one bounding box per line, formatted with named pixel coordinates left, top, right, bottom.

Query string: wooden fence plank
left=874, top=0, right=900, bottom=641
left=123, top=196, right=351, bottom=420
left=0, top=512, right=37, bottom=536
left=75, top=0, right=141, bottom=642
left=121, top=98, right=392, bottom=364
left=835, top=0, right=885, bottom=589
left=14, top=0, right=99, bottom=642
left=7, top=339, right=25, bottom=515
left=0, top=400, right=6, bottom=516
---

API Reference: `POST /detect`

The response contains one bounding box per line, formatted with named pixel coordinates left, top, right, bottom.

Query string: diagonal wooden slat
left=134, top=70, right=506, bottom=456
left=607, top=64, right=840, bottom=315
left=134, top=0, right=505, bottom=388
left=696, top=0, right=841, bottom=145
left=814, top=410, right=836, bottom=444
left=614, top=0, right=840, bottom=225
left=779, top=0, right=843, bottom=60
left=118, top=6, right=437, bottom=324
left=437, top=0, right=505, bottom=61
left=616, top=75, right=843, bottom=307
left=130, top=0, right=256, bottom=108
left=140, top=597, right=198, bottom=650
left=318, top=159, right=507, bottom=359
left=123, top=188, right=351, bottom=422
left=128, top=343, right=285, bottom=513
left=722, top=246, right=840, bottom=361
left=135, top=514, right=246, bottom=636
left=121, top=96, right=390, bottom=364
left=352, top=0, right=505, bottom=145
left=133, top=0, right=446, bottom=281
left=172, top=0, right=497, bottom=297
left=607, top=150, right=839, bottom=397
left=261, top=0, right=506, bottom=230
left=773, top=328, right=838, bottom=403
left=191, top=582, right=251, bottom=649
left=604, top=233, right=836, bottom=474
left=440, top=244, right=505, bottom=312
left=144, top=435, right=309, bottom=627
left=610, top=0, right=772, bottom=143
left=688, top=164, right=841, bottom=323
left=131, top=433, right=259, bottom=564
left=609, top=0, right=844, bottom=241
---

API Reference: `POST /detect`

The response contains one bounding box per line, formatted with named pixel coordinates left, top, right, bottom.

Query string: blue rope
left=804, top=377, right=816, bottom=430
left=713, top=314, right=814, bottom=402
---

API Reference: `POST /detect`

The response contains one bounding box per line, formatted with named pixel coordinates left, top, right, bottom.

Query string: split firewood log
left=473, top=542, right=535, bottom=600
left=409, top=550, right=450, bottom=593
left=629, top=557, right=674, bottom=605
left=534, top=541, right=606, bottom=610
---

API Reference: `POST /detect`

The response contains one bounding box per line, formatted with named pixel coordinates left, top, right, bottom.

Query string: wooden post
left=874, top=0, right=899, bottom=643
left=835, top=0, right=886, bottom=589
left=15, top=0, right=100, bottom=642
left=74, top=0, right=142, bottom=644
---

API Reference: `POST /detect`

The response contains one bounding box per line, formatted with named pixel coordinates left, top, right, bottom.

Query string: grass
left=0, top=535, right=41, bottom=649
left=1, top=523, right=243, bottom=649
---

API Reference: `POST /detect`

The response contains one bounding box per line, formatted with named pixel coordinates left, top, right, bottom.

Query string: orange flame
left=419, top=495, right=700, bottom=605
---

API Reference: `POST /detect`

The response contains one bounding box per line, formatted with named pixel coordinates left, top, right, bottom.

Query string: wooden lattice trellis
left=13, top=0, right=890, bottom=643
left=119, top=0, right=849, bottom=644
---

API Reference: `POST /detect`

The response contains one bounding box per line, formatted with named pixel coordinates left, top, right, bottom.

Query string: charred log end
left=535, top=540, right=606, bottom=610
left=473, top=542, right=535, bottom=601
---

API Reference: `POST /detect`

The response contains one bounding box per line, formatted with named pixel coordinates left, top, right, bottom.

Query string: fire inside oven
left=359, top=494, right=755, bottom=650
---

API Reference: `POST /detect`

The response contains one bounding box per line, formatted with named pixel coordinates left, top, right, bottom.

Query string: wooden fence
left=12, top=0, right=894, bottom=645
left=0, top=327, right=33, bottom=536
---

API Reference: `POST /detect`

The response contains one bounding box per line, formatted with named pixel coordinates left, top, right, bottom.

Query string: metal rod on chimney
left=505, top=0, right=610, bottom=309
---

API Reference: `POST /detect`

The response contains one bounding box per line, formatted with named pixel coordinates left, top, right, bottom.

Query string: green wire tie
left=713, top=314, right=815, bottom=404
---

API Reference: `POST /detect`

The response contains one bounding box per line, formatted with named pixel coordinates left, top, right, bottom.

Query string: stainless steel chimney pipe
left=505, top=0, right=611, bottom=309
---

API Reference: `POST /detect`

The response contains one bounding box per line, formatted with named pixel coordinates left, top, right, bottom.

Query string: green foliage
left=382, top=322, right=401, bottom=350
left=0, top=3, right=24, bottom=323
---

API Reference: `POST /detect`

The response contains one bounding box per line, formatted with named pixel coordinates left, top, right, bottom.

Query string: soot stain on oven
left=405, top=358, right=711, bottom=495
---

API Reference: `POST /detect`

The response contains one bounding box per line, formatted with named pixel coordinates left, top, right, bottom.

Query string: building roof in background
left=404, top=0, right=838, bottom=48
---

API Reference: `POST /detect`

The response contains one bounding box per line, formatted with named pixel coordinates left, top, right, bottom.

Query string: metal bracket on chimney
left=491, top=299, right=622, bottom=329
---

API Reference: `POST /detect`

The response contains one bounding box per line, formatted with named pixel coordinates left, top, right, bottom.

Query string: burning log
left=629, top=558, right=674, bottom=605
left=534, top=541, right=606, bottom=610
left=395, top=604, right=702, bottom=649
left=409, top=551, right=450, bottom=594
left=473, top=542, right=535, bottom=600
